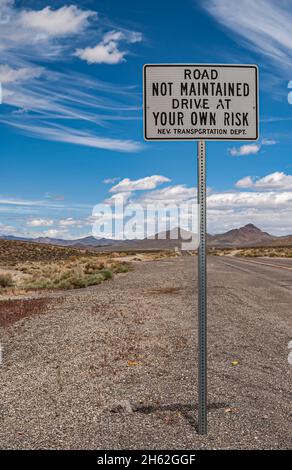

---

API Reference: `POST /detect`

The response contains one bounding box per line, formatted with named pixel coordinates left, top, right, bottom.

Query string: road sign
left=143, top=64, right=258, bottom=141
left=143, top=63, right=259, bottom=436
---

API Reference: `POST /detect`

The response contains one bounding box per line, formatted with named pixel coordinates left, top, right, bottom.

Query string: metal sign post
left=197, top=140, right=207, bottom=434
left=143, top=64, right=259, bottom=434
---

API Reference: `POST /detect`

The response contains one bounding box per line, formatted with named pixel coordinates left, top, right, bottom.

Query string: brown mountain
left=102, top=227, right=195, bottom=251
left=34, top=235, right=120, bottom=248
left=1, top=224, right=292, bottom=250
left=98, top=224, right=292, bottom=250
left=207, top=223, right=273, bottom=248
left=0, top=235, right=120, bottom=248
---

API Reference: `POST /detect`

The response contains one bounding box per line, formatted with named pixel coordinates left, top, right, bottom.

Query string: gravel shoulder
left=0, top=257, right=291, bottom=449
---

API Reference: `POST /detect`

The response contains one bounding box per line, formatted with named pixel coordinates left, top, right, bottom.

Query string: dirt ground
left=0, top=256, right=291, bottom=449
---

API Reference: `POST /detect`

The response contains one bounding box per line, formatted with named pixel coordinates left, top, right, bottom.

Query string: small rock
left=110, top=400, right=135, bottom=414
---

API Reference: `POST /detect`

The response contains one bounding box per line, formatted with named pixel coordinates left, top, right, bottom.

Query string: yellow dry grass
left=209, top=246, right=292, bottom=258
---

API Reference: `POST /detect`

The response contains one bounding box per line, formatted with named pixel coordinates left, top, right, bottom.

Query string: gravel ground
left=0, top=256, right=291, bottom=449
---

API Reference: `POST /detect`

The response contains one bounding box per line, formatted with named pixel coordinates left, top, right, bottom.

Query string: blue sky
left=0, top=0, right=292, bottom=239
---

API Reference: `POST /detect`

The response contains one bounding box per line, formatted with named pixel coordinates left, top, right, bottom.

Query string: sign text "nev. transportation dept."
left=143, top=64, right=258, bottom=141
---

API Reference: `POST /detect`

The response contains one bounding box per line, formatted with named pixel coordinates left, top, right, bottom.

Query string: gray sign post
left=143, top=64, right=258, bottom=434
left=197, top=140, right=207, bottom=434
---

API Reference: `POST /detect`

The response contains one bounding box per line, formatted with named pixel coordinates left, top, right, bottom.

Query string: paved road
left=0, top=256, right=291, bottom=449
left=214, top=256, right=292, bottom=290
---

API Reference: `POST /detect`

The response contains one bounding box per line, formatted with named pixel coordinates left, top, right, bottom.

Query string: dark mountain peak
left=208, top=223, right=273, bottom=248
left=242, top=223, right=261, bottom=231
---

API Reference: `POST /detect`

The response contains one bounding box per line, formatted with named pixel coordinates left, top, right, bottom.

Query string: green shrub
left=112, top=263, right=130, bottom=273
left=55, top=279, right=72, bottom=290
left=24, top=279, right=53, bottom=289
left=99, top=269, right=113, bottom=280
left=85, top=273, right=105, bottom=286
left=68, top=275, right=88, bottom=289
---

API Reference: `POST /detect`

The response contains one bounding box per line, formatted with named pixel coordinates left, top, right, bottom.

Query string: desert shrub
left=0, top=273, right=14, bottom=288
left=84, top=261, right=105, bottom=274
left=23, top=268, right=113, bottom=291
left=24, top=279, right=53, bottom=289
left=110, top=262, right=130, bottom=273
left=54, top=278, right=72, bottom=290
left=99, top=269, right=113, bottom=280
left=85, top=273, right=105, bottom=286
left=68, top=275, right=88, bottom=289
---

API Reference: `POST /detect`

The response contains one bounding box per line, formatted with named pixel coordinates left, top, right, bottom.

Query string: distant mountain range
left=0, top=234, right=117, bottom=248
left=1, top=224, right=292, bottom=250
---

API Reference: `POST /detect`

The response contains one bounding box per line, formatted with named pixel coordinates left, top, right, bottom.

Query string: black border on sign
left=143, top=64, right=259, bottom=141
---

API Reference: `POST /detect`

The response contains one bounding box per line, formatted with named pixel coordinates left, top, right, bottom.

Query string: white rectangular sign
left=143, top=64, right=258, bottom=141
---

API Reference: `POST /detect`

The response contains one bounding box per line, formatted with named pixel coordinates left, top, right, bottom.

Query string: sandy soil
left=0, top=257, right=291, bottom=449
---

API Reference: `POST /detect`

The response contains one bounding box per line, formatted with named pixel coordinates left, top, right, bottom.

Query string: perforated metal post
left=197, top=140, right=207, bottom=434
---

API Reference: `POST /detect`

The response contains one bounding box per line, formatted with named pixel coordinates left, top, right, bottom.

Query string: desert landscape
left=0, top=225, right=291, bottom=449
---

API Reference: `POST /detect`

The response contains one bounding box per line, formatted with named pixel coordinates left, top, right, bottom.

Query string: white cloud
left=41, top=229, right=69, bottom=239
left=131, top=180, right=292, bottom=235
left=75, top=29, right=142, bottom=64
left=229, top=144, right=261, bottom=157
left=206, top=190, right=292, bottom=235
left=27, top=218, right=54, bottom=227
left=235, top=176, right=254, bottom=188
left=207, top=207, right=292, bottom=236
left=3, top=181, right=292, bottom=238
left=0, top=223, right=18, bottom=235
left=59, top=217, right=82, bottom=227
left=0, top=64, right=43, bottom=84
left=110, top=175, right=171, bottom=193
left=0, top=3, right=142, bottom=152
left=0, top=197, right=54, bottom=207
left=202, top=0, right=292, bottom=70
left=229, top=138, right=277, bottom=157
left=236, top=171, right=292, bottom=190
left=137, top=185, right=196, bottom=205
left=104, top=191, right=132, bottom=205
left=261, top=138, right=277, bottom=145
left=75, top=42, right=125, bottom=65
left=103, top=177, right=121, bottom=184
left=208, top=190, right=292, bottom=208
left=19, top=5, right=96, bottom=37
left=4, top=121, right=142, bottom=153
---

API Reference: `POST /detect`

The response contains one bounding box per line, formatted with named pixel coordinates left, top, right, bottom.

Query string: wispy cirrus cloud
left=0, top=1, right=142, bottom=152
left=202, top=0, right=292, bottom=71
left=3, top=121, right=142, bottom=152
left=0, top=64, right=43, bottom=83
left=103, top=177, right=121, bottom=185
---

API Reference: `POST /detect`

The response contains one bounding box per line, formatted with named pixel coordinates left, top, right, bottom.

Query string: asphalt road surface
left=0, top=256, right=291, bottom=449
